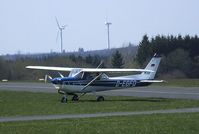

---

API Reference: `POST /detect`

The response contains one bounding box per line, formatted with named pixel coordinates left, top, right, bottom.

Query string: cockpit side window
left=100, top=73, right=109, bottom=80
left=82, top=72, right=93, bottom=80
left=68, top=69, right=82, bottom=77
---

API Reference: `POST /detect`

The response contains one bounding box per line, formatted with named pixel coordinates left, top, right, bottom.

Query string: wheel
left=72, top=94, right=79, bottom=101
left=97, top=96, right=104, bottom=101
left=61, top=96, right=67, bottom=103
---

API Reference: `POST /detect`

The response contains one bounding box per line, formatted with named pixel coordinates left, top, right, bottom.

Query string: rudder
left=140, top=54, right=161, bottom=80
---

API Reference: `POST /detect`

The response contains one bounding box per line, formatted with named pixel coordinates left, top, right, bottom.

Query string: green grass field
left=1, top=113, right=199, bottom=134
left=1, top=90, right=199, bottom=117
left=152, top=79, right=199, bottom=87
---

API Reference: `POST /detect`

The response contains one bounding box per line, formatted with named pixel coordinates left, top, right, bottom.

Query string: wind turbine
left=56, top=17, right=67, bottom=53
left=105, top=20, right=112, bottom=50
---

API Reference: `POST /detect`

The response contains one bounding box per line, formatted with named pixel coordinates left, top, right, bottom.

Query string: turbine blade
left=56, top=30, right=60, bottom=43
left=55, top=17, right=61, bottom=29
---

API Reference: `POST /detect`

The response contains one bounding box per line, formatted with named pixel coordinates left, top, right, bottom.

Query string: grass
left=0, top=113, right=199, bottom=134
left=152, top=79, right=199, bottom=87
left=1, top=90, right=199, bottom=117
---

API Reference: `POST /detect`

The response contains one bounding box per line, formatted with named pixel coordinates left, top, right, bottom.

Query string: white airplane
left=26, top=54, right=163, bottom=102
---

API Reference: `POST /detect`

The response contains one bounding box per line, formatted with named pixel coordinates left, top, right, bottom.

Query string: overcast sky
left=0, top=0, right=199, bottom=54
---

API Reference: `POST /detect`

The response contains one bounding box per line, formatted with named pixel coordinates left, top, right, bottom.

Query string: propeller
left=44, top=72, right=65, bottom=83
left=44, top=75, right=53, bottom=83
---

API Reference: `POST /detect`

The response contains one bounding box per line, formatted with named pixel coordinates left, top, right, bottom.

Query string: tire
left=72, top=95, right=79, bottom=101
left=61, top=96, right=67, bottom=103
left=97, top=96, right=104, bottom=101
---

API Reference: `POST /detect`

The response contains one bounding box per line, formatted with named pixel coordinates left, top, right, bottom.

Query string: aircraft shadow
left=70, top=98, right=170, bottom=103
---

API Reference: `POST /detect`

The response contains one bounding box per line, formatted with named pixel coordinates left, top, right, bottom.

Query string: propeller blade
left=45, top=75, right=48, bottom=83
left=48, top=75, right=52, bottom=80
left=45, top=75, right=53, bottom=83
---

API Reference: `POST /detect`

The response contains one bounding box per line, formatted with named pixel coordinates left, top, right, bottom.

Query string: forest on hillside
left=0, top=34, right=199, bottom=81
left=0, top=45, right=137, bottom=81
left=136, top=35, right=199, bottom=78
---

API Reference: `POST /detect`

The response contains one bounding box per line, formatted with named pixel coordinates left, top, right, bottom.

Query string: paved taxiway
left=0, top=82, right=199, bottom=122
left=0, top=82, right=199, bottom=99
left=1, top=107, right=199, bottom=122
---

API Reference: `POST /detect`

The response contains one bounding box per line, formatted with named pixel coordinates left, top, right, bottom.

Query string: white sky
left=0, top=0, right=199, bottom=54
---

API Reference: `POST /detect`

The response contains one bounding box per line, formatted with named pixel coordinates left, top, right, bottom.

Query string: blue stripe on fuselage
left=52, top=77, right=152, bottom=87
left=52, top=77, right=151, bottom=88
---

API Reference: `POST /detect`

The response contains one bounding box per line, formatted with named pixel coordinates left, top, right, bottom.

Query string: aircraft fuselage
left=52, top=77, right=151, bottom=94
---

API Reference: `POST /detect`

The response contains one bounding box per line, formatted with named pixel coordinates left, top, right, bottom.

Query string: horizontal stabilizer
left=140, top=80, right=165, bottom=83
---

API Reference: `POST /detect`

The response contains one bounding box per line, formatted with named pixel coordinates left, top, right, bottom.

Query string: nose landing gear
left=61, top=94, right=67, bottom=103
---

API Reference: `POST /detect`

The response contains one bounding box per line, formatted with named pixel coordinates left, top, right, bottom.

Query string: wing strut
left=81, top=73, right=102, bottom=91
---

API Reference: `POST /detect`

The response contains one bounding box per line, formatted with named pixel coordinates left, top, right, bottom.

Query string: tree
left=111, top=50, right=124, bottom=68
left=136, top=34, right=152, bottom=65
left=165, top=49, right=192, bottom=77
left=69, top=54, right=76, bottom=62
left=85, top=54, right=93, bottom=64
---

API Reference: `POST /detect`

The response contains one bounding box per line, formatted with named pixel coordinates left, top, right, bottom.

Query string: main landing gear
left=60, top=93, right=105, bottom=103
left=61, top=94, right=79, bottom=103
left=92, top=91, right=105, bottom=102
left=96, top=96, right=105, bottom=101
left=72, top=94, right=79, bottom=101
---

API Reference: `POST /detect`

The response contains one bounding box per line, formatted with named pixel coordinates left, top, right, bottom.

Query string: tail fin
left=140, top=54, right=161, bottom=80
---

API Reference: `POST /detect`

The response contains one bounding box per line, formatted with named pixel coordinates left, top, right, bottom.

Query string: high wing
left=26, top=66, right=74, bottom=71
left=81, top=68, right=154, bottom=73
left=26, top=66, right=154, bottom=73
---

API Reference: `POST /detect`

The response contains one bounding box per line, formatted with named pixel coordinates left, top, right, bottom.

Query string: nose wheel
left=61, top=94, right=67, bottom=103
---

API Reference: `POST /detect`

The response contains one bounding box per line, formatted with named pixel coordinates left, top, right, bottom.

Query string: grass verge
left=152, top=79, right=199, bottom=87
left=1, top=90, right=199, bottom=117
left=0, top=113, right=199, bottom=134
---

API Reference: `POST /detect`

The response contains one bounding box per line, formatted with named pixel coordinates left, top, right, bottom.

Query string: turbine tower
left=56, top=17, right=67, bottom=53
left=105, top=21, right=112, bottom=50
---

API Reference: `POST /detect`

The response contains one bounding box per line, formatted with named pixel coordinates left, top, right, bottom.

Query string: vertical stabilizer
left=140, top=54, right=161, bottom=79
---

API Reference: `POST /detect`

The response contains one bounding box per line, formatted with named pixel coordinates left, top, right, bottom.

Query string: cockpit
left=68, top=69, right=109, bottom=80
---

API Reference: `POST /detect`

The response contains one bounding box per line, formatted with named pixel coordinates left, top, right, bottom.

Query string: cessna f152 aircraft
left=26, top=54, right=163, bottom=103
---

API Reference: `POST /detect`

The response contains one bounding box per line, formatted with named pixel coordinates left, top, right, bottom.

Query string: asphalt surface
left=1, top=107, right=199, bottom=122
left=0, top=82, right=199, bottom=123
left=0, top=82, right=199, bottom=100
